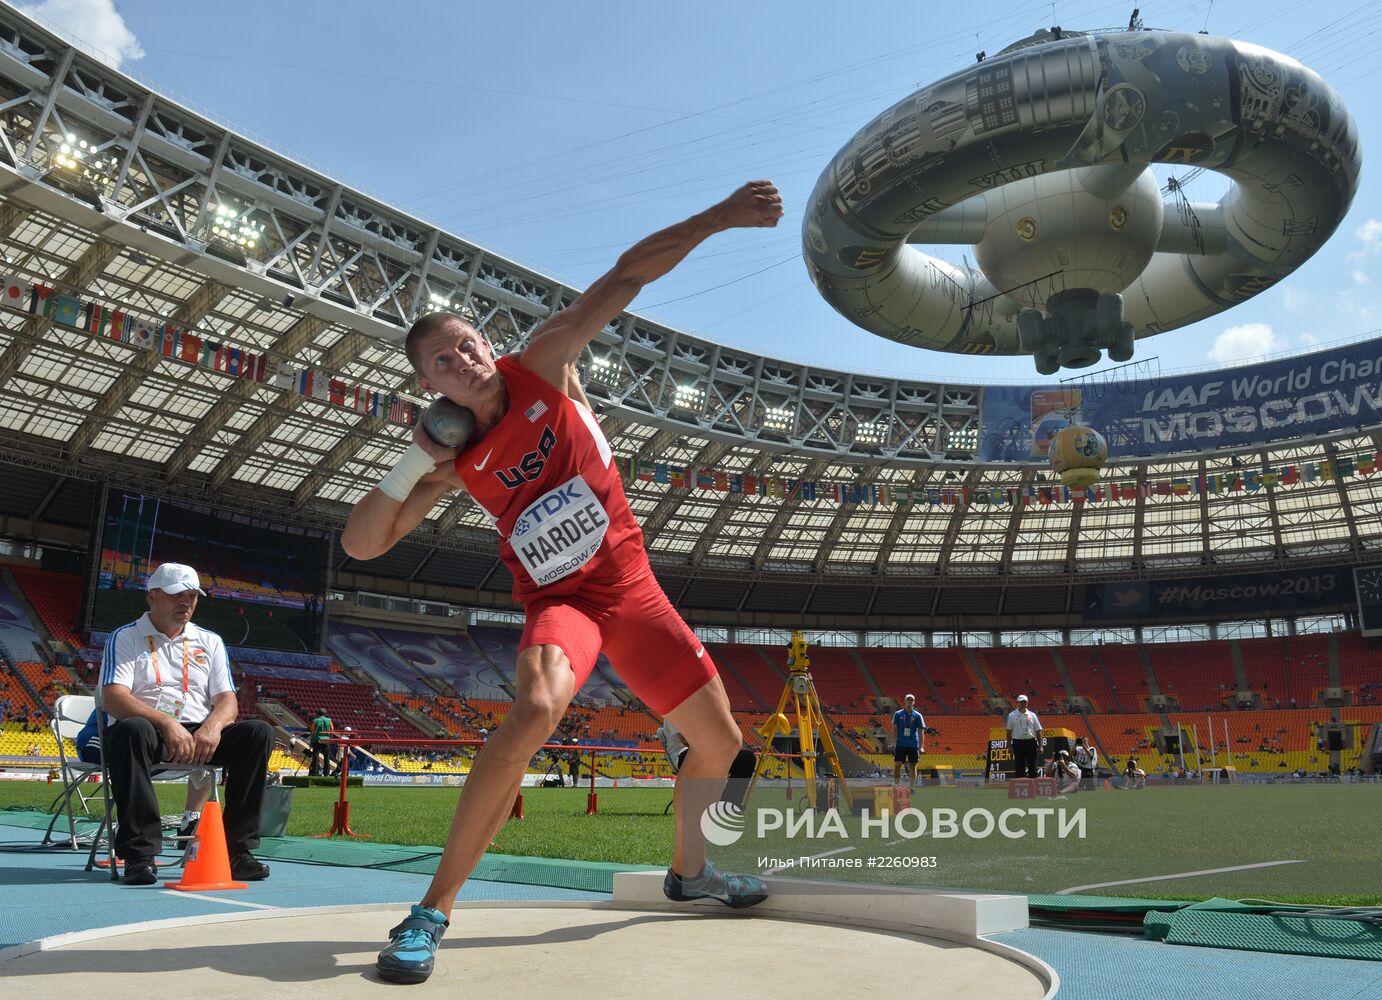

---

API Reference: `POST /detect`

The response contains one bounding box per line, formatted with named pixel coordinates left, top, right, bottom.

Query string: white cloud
left=1299, top=332, right=1319, bottom=346
left=1354, top=269, right=1372, bottom=285
left=1351, top=218, right=1382, bottom=261
left=1340, top=289, right=1377, bottom=321
left=1282, top=287, right=1311, bottom=311
left=19, top=0, right=143, bottom=69
left=1208, top=323, right=1283, bottom=364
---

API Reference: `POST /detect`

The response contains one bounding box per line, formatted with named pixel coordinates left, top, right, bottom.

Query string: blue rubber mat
left=0, top=822, right=608, bottom=952
left=994, top=927, right=1382, bottom=1000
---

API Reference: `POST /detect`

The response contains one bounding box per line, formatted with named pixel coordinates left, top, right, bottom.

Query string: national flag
left=50, top=293, right=81, bottom=327
left=1243, top=471, right=1261, bottom=491
left=180, top=332, right=200, bottom=361
left=201, top=340, right=218, bottom=367
left=227, top=347, right=242, bottom=377
left=1302, top=463, right=1318, bottom=483
left=154, top=324, right=178, bottom=356
left=799, top=480, right=817, bottom=502
left=1336, top=455, right=1355, bottom=478
left=29, top=284, right=53, bottom=315
left=728, top=473, right=743, bottom=494
left=712, top=471, right=728, bottom=491
left=1282, top=465, right=1299, bottom=486
left=1261, top=470, right=1281, bottom=489
left=653, top=463, right=669, bottom=484
left=130, top=317, right=155, bottom=351
left=1171, top=478, right=1190, bottom=496
left=668, top=466, right=688, bottom=488
left=524, top=399, right=548, bottom=423
left=387, top=394, right=407, bottom=421
left=243, top=353, right=266, bottom=381
left=105, top=312, right=130, bottom=343
left=1, top=275, right=31, bottom=309
left=82, top=301, right=106, bottom=334
left=696, top=469, right=714, bottom=489
left=329, top=378, right=347, bottom=406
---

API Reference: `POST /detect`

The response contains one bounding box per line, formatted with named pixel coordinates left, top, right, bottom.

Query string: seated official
left=78, top=563, right=274, bottom=885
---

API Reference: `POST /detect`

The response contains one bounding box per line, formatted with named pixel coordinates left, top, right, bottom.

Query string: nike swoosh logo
left=473, top=448, right=494, bottom=471
left=695, top=646, right=705, bottom=659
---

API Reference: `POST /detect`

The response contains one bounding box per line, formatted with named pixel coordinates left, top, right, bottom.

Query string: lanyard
left=148, top=634, right=189, bottom=695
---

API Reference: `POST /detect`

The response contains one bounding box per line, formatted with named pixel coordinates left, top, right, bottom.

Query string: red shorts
left=520, top=567, right=716, bottom=715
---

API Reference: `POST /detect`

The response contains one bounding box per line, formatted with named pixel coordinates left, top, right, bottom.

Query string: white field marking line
left=159, top=890, right=278, bottom=910
left=1055, top=859, right=1306, bottom=895
left=761, top=845, right=857, bottom=876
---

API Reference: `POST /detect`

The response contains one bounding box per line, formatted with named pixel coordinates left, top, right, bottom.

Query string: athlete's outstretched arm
left=521, top=180, right=782, bottom=388
left=342, top=427, right=463, bottom=561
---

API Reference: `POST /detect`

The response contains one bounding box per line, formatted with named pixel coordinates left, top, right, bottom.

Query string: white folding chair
left=42, top=694, right=103, bottom=849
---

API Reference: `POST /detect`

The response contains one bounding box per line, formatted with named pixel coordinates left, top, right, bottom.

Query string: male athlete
left=342, top=180, right=784, bottom=984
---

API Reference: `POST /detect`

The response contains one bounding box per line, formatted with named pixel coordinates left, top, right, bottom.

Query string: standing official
left=891, top=694, right=926, bottom=787
left=1005, top=694, right=1043, bottom=779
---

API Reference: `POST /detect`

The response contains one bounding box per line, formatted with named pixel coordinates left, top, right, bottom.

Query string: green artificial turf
left=4, top=781, right=1378, bottom=905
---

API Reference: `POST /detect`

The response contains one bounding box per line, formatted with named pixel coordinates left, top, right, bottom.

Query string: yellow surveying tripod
left=748, top=631, right=854, bottom=810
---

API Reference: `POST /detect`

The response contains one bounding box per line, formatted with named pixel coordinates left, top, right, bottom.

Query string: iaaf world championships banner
left=978, top=337, right=1382, bottom=463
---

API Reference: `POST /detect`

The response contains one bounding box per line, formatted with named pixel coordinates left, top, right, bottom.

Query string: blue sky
left=24, top=0, right=1382, bottom=385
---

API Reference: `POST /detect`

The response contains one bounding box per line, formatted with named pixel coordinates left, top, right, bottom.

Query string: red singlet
left=452, top=356, right=717, bottom=714
left=453, top=355, right=646, bottom=603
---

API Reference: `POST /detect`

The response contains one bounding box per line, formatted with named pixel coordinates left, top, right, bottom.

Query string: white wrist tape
left=378, top=443, right=437, bottom=502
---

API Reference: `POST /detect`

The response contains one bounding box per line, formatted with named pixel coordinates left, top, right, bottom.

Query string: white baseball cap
left=1016, top=694, right=1029, bottom=702
left=146, top=563, right=206, bottom=595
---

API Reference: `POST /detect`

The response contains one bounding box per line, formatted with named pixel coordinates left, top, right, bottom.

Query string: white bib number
left=510, top=474, right=609, bottom=586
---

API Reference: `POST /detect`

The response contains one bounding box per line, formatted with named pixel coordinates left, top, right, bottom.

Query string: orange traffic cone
left=166, top=800, right=247, bottom=891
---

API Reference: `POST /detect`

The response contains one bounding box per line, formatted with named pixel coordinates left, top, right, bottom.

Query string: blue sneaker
left=663, top=860, right=768, bottom=908
left=377, top=904, right=448, bottom=984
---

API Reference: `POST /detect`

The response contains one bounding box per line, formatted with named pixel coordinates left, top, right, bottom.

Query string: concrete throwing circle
left=3, top=903, right=1047, bottom=999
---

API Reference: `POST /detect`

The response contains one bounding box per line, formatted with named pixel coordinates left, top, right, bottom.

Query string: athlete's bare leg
left=419, top=644, right=574, bottom=917
left=663, top=674, right=741, bottom=878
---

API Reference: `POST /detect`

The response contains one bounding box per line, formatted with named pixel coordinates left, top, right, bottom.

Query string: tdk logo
left=512, top=482, right=585, bottom=540
left=495, top=426, right=556, bottom=490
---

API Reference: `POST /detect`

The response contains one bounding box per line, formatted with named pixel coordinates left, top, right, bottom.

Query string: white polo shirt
left=100, top=613, right=235, bottom=725
left=1006, top=707, right=1042, bottom=740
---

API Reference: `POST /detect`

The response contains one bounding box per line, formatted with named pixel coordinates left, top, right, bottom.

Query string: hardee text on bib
left=509, top=474, right=609, bottom=587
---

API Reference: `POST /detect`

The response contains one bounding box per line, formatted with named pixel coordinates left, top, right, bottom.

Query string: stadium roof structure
left=0, top=5, right=1378, bottom=628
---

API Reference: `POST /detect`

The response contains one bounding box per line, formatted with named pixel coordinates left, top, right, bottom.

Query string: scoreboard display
left=986, top=737, right=1015, bottom=782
